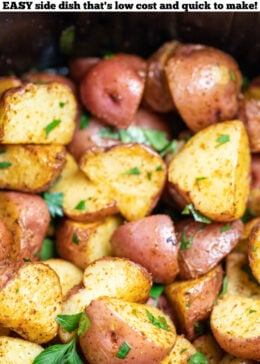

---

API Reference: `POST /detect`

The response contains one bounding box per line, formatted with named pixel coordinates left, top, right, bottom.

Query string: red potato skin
left=0, top=219, right=12, bottom=261
left=175, top=219, right=243, bottom=279
left=111, top=214, right=179, bottom=284
left=112, top=53, right=146, bottom=77
left=79, top=297, right=175, bottom=364
left=80, top=58, right=145, bottom=129
left=143, top=41, right=179, bottom=112
left=0, top=76, right=22, bottom=98
left=0, top=192, right=50, bottom=261
left=166, top=44, right=242, bottom=132
left=69, top=57, right=100, bottom=83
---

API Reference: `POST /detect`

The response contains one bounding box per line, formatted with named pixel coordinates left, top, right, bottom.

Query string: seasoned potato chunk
left=0, top=144, right=66, bottom=192
left=0, top=336, right=43, bottom=364
left=80, top=143, right=166, bottom=221
left=160, top=335, right=197, bottom=363
left=248, top=222, right=260, bottom=283
left=168, top=120, right=250, bottom=222
left=0, top=82, right=77, bottom=144
left=193, top=333, right=224, bottom=363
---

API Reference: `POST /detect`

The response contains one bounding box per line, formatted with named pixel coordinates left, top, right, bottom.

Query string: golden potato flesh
left=248, top=222, right=260, bottom=284
left=160, top=335, right=197, bottom=363
left=0, top=144, right=66, bottom=192
left=168, top=120, right=250, bottom=222
left=80, top=143, right=166, bottom=221
left=0, top=82, right=77, bottom=144
left=0, top=336, right=43, bottom=364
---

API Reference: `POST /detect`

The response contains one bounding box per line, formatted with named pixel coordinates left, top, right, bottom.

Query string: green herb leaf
left=145, top=310, right=169, bottom=331
left=43, top=192, right=63, bottom=218
left=249, top=309, right=257, bottom=314
left=40, top=238, right=56, bottom=260
left=215, top=134, right=230, bottom=148
left=122, top=167, right=140, bottom=175
left=160, top=140, right=177, bottom=157
left=56, top=313, right=82, bottom=332
left=181, top=204, right=212, bottom=224
left=230, top=71, right=236, bottom=81
left=99, top=127, right=120, bottom=139
left=195, top=177, right=207, bottom=182
left=60, top=26, right=75, bottom=55
left=180, top=348, right=188, bottom=354
left=150, top=284, right=164, bottom=307
left=220, top=224, right=231, bottom=233
left=59, top=102, right=65, bottom=108
left=194, top=321, right=204, bottom=336
left=155, top=165, right=163, bottom=171
left=104, top=52, right=114, bottom=59
left=143, top=129, right=169, bottom=151
left=0, top=148, right=6, bottom=154
left=77, top=312, right=91, bottom=336
left=217, top=276, right=228, bottom=300
left=147, top=171, right=152, bottom=180
left=72, top=233, right=79, bottom=245
left=45, top=119, right=62, bottom=136
left=180, top=232, right=193, bottom=250
left=116, top=342, right=131, bottom=359
left=119, top=126, right=147, bottom=144
left=0, top=161, right=12, bottom=169
left=188, top=351, right=208, bottom=364
left=79, top=111, right=90, bottom=130
left=75, top=200, right=86, bottom=210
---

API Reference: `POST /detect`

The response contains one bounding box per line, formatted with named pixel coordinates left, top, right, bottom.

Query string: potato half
left=0, top=336, right=43, bottom=364
left=160, top=335, right=197, bottom=363
left=168, top=120, right=250, bottom=222
left=79, top=296, right=176, bottom=364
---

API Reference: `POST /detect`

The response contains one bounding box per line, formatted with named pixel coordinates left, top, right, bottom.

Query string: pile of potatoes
left=0, top=39, right=259, bottom=364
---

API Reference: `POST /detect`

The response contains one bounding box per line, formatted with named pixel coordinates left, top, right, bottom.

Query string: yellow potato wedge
left=55, top=215, right=123, bottom=269
left=79, top=296, right=176, bottom=364
left=168, top=120, right=250, bottom=222
left=211, top=294, right=260, bottom=360
left=49, top=153, right=119, bottom=222
left=248, top=222, right=260, bottom=283
left=0, top=144, right=66, bottom=192
left=0, top=262, right=62, bottom=344
left=59, top=257, right=152, bottom=342
left=234, top=218, right=260, bottom=254
left=0, top=336, right=43, bottom=364
left=193, top=333, right=224, bottom=363
left=160, top=335, right=197, bottom=363
left=226, top=252, right=260, bottom=299
left=42, top=258, right=83, bottom=297
left=165, top=265, right=223, bottom=340
left=220, top=354, right=256, bottom=364
left=80, top=143, right=166, bottom=221
left=0, top=82, right=77, bottom=144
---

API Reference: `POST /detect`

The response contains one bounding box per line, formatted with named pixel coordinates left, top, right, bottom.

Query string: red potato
left=111, top=214, right=179, bottom=284
left=175, top=219, right=243, bottom=279
left=0, top=219, right=12, bottom=261
left=143, top=40, right=179, bottom=112
left=111, top=53, right=146, bottom=77
left=247, top=154, right=260, bottom=216
left=166, top=44, right=242, bottom=132
left=80, top=57, right=145, bottom=129
left=0, top=192, right=50, bottom=261
left=69, top=57, right=100, bottom=83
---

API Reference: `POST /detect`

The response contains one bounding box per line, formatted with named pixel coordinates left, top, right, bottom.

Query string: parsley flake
left=215, top=134, right=230, bottom=148
left=155, top=165, right=163, bottom=171
left=45, top=119, right=62, bottom=136
left=59, top=102, right=65, bottom=108
left=79, top=111, right=90, bottom=130
left=72, top=233, right=79, bottom=245
left=150, top=284, right=164, bottom=307
left=195, top=177, right=207, bottom=182
left=122, top=167, right=140, bottom=175
left=147, top=171, right=152, bottom=180
left=220, top=224, right=231, bottom=233
left=188, top=352, right=208, bottom=364
left=60, top=26, right=75, bottom=55
left=230, top=71, right=236, bottom=81
left=75, top=200, right=86, bottom=210
left=77, top=312, right=91, bottom=336
left=43, top=192, right=63, bottom=218
left=180, top=232, right=193, bottom=250
left=182, top=204, right=211, bottom=224
left=145, top=310, right=169, bottom=331
left=216, top=276, right=228, bottom=300
left=194, top=321, right=204, bottom=336
left=56, top=312, right=82, bottom=332
left=249, top=309, right=257, bottom=314
left=116, top=342, right=131, bottom=359
left=99, top=127, right=120, bottom=139
left=0, top=161, right=12, bottom=169
left=40, top=238, right=56, bottom=260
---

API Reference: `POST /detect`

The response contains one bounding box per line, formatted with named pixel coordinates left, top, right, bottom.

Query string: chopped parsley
left=99, top=127, right=120, bottom=139
left=182, top=204, right=212, bottom=224
left=116, top=342, right=131, bottom=359
left=56, top=313, right=83, bottom=332
left=180, top=348, right=188, bottom=354
left=72, top=233, right=79, bottom=245
left=155, top=165, right=163, bottom=171
left=145, top=310, right=169, bottom=331
left=79, top=111, right=90, bottom=130
left=150, top=284, right=164, bottom=307
left=75, top=200, right=86, bottom=210
left=147, top=171, right=152, bottom=180
left=122, top=167, right=140, bottom=175
left=0, top=161, right=12, bottom=169
left=59, top=26, right=75, bottom=55
left=253, top=246, right=257, bottom=252
left=40, top=238, right=56, bottom=260
left=188, top=352, right=208, bottom=364
left=215, top=134, right=230, bottom=148
left=45, top=119, right=62, bottom=136
left=220, top=224, right=231, bottom=233
left=216, top=276, right=228, bottom=300
left=43, top=192, right=63, bottom=218
left=59, top=102, right=65, bottom=108
left=249, top=309, right=257, bottom=314
left=195, top=177, right=207, bottom=182
left=180, top=232, right=193, bottom=250
left=230, top=71, right=236, bottom=81
left=194, top=321, right=204, bottom=336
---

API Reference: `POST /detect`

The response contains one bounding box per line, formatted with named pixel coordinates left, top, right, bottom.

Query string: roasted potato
left=234, top=218, right=260, bottom=254
left=111, top=214, right=179, bottom=284
left=220, top=354, right=257, bottom=364
left=193, top=333, right=224, bottom=363
left=247, top=155, right=260, bottom=216
left=0, top=82, right=77, bottom=144
left=0, top=191, right=50, bottom=260
left=175, top=219, right=243, bottom=279
left=80, top=57, right=145, bottom=129
left=165, top=265, right=223, bottom=340
left=55, top=215, right=123, bottom=269
left=79, top=296, right=176, bottom=364
left=160, top=335, right=197, bottom=363
left=168, top=120, right=251, bottom=222
left=0, top=336, right=43, bottom=364
left=211, top=294, right=260, bottom=360
left=0, top=219, right=12, bottom=261
left=0, top=144, right=66, bottom=192
left=80, top=143, right=166, bottom=221
left=166, top=44, right=242, bottom=132
left=0, top=76, right=22, bottom=98
left=248, top=222, right=260, bottom=283
left=0, top=262, right=62, bottom=344
left=69, top=57, right=100, bottom=83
